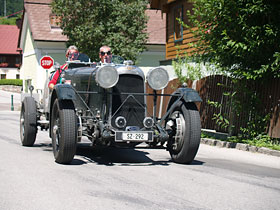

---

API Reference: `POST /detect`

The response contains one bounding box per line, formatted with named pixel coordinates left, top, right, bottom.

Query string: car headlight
left=147, top=67, right=169, bottom=90
left=96, top=66, right=119, bottom=88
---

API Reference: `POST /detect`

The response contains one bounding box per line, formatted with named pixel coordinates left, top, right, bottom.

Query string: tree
left=176, top=0, right=280, bottom=138
left=52, top=0, right=148, bottom=62
left=186, top=0, right=280, bottom=79
left=0, top=0, right=23, bottom=17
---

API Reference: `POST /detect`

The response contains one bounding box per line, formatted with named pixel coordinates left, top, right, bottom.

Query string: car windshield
left=111, top=55, right=124, bottom=64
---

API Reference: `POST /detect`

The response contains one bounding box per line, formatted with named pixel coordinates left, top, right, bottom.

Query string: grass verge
left=201, top=132, right=280, bottom=151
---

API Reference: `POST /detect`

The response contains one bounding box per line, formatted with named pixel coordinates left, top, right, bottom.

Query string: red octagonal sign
left=40, top=56, right=54, bottom=69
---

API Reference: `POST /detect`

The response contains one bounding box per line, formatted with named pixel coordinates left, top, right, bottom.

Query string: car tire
left=20, top=96, right=37, bottom=146
left=51, top=99, right=77, bottom=164
left=167, top=101, right=201, bottom=164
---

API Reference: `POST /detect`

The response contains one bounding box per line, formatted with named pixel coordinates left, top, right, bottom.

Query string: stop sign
left=40, top=56, right=54, bottom=69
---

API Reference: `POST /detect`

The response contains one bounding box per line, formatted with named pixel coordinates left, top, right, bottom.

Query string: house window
left=49, top=14, right=61, bottom=29
left=16, top=74, right=20, bottom=79
left=174, top=5, right=183, bottom=42
left=0, top=56, right=8, bottom=67
left=1, top=74, right=6, bottom=79
left=0, top=56, right=7, bottom=63
left=15, top=57, right=20, bottom=64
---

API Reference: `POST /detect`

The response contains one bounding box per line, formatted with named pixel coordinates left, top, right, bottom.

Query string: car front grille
left=111, top=74, right=145, bottom=130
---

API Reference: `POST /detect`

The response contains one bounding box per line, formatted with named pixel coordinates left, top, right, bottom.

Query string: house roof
left=24, top=0, right=67, bottom=42
left=0, top=25, right=21, bottom=55
left=23, top=0, right=165, bottom=44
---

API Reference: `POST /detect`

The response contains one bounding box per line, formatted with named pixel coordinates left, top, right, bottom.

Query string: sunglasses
left=100, top=51, right=111, bottom=56
left=68, top=52, right=79, bottom=61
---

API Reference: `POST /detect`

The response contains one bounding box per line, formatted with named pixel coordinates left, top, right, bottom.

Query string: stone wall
left=0, top=85, right=22, bottom=93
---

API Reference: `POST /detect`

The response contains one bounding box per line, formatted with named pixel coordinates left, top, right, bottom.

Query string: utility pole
left=4, top=0, right=7, bottom=17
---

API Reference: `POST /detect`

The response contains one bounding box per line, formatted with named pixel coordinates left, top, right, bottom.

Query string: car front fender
left=53, top=84, right=76, bottom=101
left=167, top=87, right=202, bottom=109
left=48, top=84, right=76, bottom=138
left=160, top=87, right=202, bottom=125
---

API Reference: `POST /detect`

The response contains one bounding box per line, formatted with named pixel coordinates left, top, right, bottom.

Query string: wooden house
left=150, top=0, right=195, bottom=64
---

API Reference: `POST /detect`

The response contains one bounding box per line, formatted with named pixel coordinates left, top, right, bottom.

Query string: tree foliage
left=52, top=0, right=148, bottom=62
left=0, top=0, right=23, bottom=25
left=186, top=0, right=280, bottom=79
left=0, top=15, right=21, bottom=25
left=0, top=0, right=23, bottom=17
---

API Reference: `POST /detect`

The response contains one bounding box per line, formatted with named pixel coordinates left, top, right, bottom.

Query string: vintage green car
left=20, top=56, right=202, bottom=164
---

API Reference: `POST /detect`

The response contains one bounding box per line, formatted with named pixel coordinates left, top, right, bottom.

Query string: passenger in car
left=99, top=45, right=112, bottom=64
left=48, top=45, right=79, bottom=89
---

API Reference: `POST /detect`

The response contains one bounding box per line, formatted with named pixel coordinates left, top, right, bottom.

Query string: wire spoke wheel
left=170, top=111, right=186, bottom=153
left=52, top=113, right=61, bottom=154
left=20, top=97, right=37, bottom=146
left=51, top=99, right=77, bottom=164
left=20, top=108, right=25, bottom=138
left=167, top=101, right=201, bottom=164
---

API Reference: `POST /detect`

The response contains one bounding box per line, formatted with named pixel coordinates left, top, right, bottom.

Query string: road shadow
left=191, top=160, right=205, bottom=165
left=30, top=141, right=204, bottom=166
left=33, top=143, right=53, bottom=152
left=74, top=144, right=171, bottom=166
left=73, top=143, right=204, bottom=166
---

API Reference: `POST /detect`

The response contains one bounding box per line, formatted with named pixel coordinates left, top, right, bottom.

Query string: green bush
left=0, top=79, right=23, bottom=86
left=202, top=131, right=280, bottom=151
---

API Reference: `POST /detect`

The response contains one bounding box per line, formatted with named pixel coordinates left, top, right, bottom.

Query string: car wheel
left=51, top=99, right=77, bottom=164
left=166, top=101, right=201, bottom=164
left=20, top=96, right=37, bottom=146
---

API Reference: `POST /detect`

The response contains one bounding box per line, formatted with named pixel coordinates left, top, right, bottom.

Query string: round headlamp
left=115, top=116, right=127, bottom=128
left=96, top=66, right=119, bottom=89
left=147, top=67, right=169, bottom=90
left=143, top=117, right=154, bottom=129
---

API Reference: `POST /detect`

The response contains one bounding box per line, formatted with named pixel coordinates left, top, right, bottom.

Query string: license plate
left=123, top=132, right=148, bottom=141
left=115, top=131, right=153, bottom=142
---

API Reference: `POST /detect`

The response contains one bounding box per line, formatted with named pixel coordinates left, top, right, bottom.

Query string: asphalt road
left=0, top=110, right=280, bottom=210
left=0, top=90, right=21, bottom=111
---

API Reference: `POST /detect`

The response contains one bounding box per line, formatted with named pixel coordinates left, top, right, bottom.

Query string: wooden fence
left=146, top=75, right=280, bottom=138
